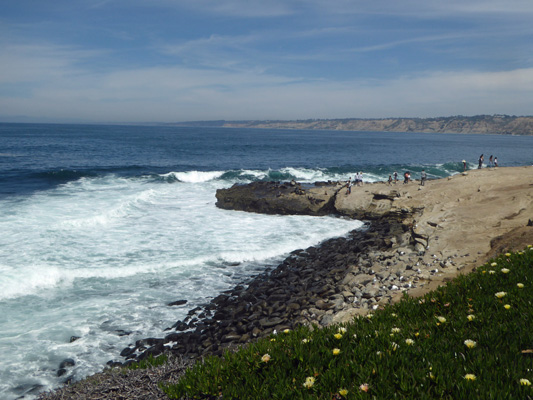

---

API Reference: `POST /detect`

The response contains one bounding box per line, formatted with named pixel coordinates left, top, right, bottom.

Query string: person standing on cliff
left=489, top=155, right=493, bottom=167
left=403, top=171, right=410, bottom=184
left=462, top=160, right=467, bottom=171
left=394, top=171, right=398, bottom=184
left=346, top=177, right=352, bottom=195
left=420, top=169, right=427, bottom=186
left=494, top=156, right=498, bottom=167
left=478, top=154, right=484, bottom=169
left=388, top=174, right=392, bottom=185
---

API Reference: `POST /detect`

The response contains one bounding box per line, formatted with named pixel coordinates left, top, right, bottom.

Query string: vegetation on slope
left=163, top=247, right=533, bottom=399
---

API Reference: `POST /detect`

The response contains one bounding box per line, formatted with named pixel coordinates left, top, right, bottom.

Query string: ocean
left=1, top=123, right=532, bottom=399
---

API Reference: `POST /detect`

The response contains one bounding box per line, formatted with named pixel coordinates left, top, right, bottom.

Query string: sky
left=1, top=0, right=533, bottom=123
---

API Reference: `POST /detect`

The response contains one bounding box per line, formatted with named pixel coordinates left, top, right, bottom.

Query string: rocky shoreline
left=116, top=181, right=464, bottom=365
left=40, top=167, right=533, bottom=399
left=115, top=217, right=406, bottom=365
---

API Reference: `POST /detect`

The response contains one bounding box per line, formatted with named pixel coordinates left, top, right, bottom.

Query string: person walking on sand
left=388, top=174, right=392, bottom=185
left=478, top=154, right=484, bottom=169
left=394, top=171, right=398, bottom=184
left=420, top=169, right=427, bottom=186
left=489, top=155, right=493, bottom=167
left=462, top=160, right=467, bottom=172
left=494, top=156, right=498, bottom=167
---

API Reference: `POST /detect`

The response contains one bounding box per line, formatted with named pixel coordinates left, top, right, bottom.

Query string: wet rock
left=168, top=299, right=188, bottom=306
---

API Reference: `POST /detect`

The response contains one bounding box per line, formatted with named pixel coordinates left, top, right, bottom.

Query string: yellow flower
left=332, top=348, right=341, bottom=356
left=339, top=388, right=349, bottom=397
left=520, top=378, right=532, bottom=386
left=495, top=291, right=507, bottom=298
left=467, top=314, right=475, bottom=321
left=405, top=338, right=415, bottom=346
left=488, top=270, right=496, bottom=274
left=270, top=338, right=276, bottom=342
left=359, top=383, right=370, bottom=392
left=303, top=376, right=315, bottom=389
left=283, top=329, right=290, bottom=334
left=261, top=354, right=271, bottom=363
left=436, top=316, right=446, bottom=323
left=414, top=332, right=420, bottom=337
left=505, top=252, right=512, bottom=257
left=501, top=268, right=510, bottom=274
left=366, top=313, right=374, bottom=319
left=391, top=342, right=399, bottom=351
left=464, top=374, right=476, bottom=381
left=464, top=339, right=477, bottom=349
left=504, top=304, right=511, bottom=310
left=334, top=333, right=343, bottom=340
left=490, top=262, right=497, bottom=267
left=517, top=283, right=525, bottom=288
left=482, top=270, right=486, bottom=274
left=391, top=313, right=397, bottom=317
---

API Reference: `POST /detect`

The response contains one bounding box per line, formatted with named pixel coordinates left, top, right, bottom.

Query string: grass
left=161, top=247, right=533, bottom=399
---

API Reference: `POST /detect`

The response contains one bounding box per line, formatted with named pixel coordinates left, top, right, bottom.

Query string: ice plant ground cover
left=162, top=248, right=533, bottom=399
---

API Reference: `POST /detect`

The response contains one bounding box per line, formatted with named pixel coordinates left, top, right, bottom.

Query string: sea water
left=1, top=123, right=532, bottom=399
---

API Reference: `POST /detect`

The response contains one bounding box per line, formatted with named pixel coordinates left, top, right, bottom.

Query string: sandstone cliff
left=174, top=115, right=533, bottom=135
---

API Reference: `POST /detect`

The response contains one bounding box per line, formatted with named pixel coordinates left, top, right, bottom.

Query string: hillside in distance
left=173, top=115, right=533, bottom=135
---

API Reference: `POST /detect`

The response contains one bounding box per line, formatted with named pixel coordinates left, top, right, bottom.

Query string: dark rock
left=168, top=299, right=188, bottom=306
left=69, top=336, right=80, bottom=343
left=59, top=358, right=75, bottom=369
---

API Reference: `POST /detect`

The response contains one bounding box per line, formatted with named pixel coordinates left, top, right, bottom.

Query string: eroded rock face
left=215, top=181, right=408, bottom=220
left=215, top=181, right=342, bottom=216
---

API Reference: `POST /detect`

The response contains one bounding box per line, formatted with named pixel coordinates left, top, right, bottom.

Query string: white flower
left=338, top=327, right=347, bottom=334
left=391, top=327, right=400, bottom=333
left=261, top=354, right=271, bottom=363
left=464, top=339, right=477, bottom=349
left=490, top=262, right=497, bottom=267
left=501, top=268, right=510, bottom=274
left=520, top=378, right=531, bottom=386
left=495, top=291, right=507, bottom=298
left=303, top=376, right=315, bottom=389
left=405, top=338, right=414, bottom=346
left=436, top=316, right=446, bottom=323
left=517, top=283, right=525, bottom=288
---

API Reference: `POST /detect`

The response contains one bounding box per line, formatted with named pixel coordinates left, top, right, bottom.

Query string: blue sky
left=1, top=0, right=532, bottom=123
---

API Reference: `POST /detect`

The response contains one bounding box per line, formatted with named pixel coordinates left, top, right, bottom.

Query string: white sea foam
left=163, top=170, right=225, bottom=183
left=279, top=167, right=328, bottom=182
left=0, top=173, right=363, bottom=399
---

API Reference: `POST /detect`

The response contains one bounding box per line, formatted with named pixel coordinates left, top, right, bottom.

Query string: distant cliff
left=172, top=115, right=533, bottom=135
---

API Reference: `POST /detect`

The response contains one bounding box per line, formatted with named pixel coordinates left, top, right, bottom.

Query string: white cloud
left=2, top=57, right=532, bottom=122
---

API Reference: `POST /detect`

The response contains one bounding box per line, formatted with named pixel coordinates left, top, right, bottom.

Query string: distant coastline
left=167, top=115, right=533, bottom=135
